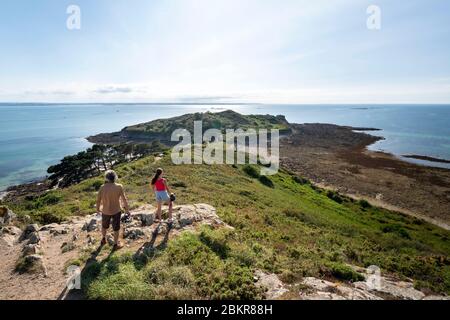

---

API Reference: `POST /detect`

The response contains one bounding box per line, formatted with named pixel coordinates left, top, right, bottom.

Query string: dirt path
left=0, top=203, right=226, bottom=300
left=0, top=224, right=81, bottom=299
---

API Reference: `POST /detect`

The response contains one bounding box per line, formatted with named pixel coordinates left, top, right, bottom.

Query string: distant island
left=87, top=110, right=292, bottom=145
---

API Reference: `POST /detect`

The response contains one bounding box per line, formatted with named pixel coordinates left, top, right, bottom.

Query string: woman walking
left=151, top=168, right=173, bottom=223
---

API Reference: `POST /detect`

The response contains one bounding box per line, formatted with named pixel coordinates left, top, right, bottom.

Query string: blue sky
left=0, top=0, right=449, bottom=103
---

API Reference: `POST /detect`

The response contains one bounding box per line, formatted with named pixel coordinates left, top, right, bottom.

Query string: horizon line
left=1, top=102, right=450, bottom=106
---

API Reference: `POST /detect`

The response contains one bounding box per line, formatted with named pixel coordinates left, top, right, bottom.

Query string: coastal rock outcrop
left=255, top=265, right=449, bottom=300
left=0, top=206, right=16, bottom=225
left=0, top=225, right=22, bottom=246
left=82, top=218, right=99, bottom=232
left=255, top=270, right=289, bottom=299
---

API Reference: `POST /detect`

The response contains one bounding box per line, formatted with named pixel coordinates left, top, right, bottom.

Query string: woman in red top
left=151, top=168, right=173, bottom=223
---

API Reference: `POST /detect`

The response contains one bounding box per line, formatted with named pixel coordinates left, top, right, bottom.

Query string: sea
left=1, top=104, right=449, bottom=191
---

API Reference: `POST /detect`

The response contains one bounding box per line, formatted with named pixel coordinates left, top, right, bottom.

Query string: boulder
left=25, top=224, right=39, bottom=233
left=171, top=220, right=182, bottom=229
left=1, top=225, right=22, bottom=236
left=20, top=224, right=40, bottom=242
left=140, top=213, right=154, bottom=226
left=40, top=223, right=69, bottom=236
left=82, top=218, right=98, bottom=232
left=377, top=279, right=425, bottom=300
left=255, top=270, right=288, bottom=299
left=299, top=277, right=382, bottom=300
left=194, top=203, right=217, bottom=219
left=22, top=244, right=40, bottom=256
left=124, top=227, right=145, bottom=240
left=422, top=295, right=450, bottom=300
left=0, top=226, right=22, bottom=246
left=177, top=210, right=196, bottom=227
left=0, top=206, right=16, bottom=225
left=155, top=223, right=168, bottom=235
left=27, top=232, right=41, bottom=245
left=17, top=254, right=47, bottom=275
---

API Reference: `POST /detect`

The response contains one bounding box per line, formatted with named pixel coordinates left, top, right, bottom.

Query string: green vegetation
left=124, top=110, right=291, bottom=138
left=326, top=262, right=365, bottom=282
left=4, top=155, right=450, bottom=297
left=83, top=229, right=264, bottom=300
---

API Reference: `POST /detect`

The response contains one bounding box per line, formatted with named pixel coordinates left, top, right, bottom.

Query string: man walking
left=96, top=170, right=130, bottom=250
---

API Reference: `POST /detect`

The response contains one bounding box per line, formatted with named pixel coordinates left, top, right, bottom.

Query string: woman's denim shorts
left=155, top=190, right=170, bottom=203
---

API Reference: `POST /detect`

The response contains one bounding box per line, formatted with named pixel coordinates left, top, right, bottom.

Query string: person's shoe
left=112, top=242, right=124, bottom=251
left=100, top=237, right=107, bottom=246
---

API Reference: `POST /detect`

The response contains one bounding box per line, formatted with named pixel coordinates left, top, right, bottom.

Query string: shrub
left=259, top=175, right=274, bottom=188
left=359, top=199, right=371, bottom=209
left=91, top=180, right=103, bottom=191
left=292, top=176, right=308, bottom=184
left=382, top=224, right=411, bottom=239
left=229, top=246, right=256, bottom=267
left=242, top=165, right=260, bottom=178
left=27, top=192, right=63, bottom=209
left=199, top=226, right=231, bottom=259
left=282, top=208, right=303, bottom=219
left=326, top=190, right=343, bottom=204
left=197, top=263, right=264, bottom=300
left=166, top=233, right=221, bottom=273
left=326, top=262, right=365, bottom=282
left=37, top=210, right=66, bottom=224
left=172, top=181, right=187, bottom=188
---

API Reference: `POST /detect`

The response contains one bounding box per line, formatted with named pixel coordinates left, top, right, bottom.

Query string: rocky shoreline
left=280, top=123, right=450, bottom=228
left=402, top=154, right=450, bottom=164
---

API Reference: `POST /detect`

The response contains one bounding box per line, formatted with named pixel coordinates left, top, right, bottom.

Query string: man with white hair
left=96, top=170, right=130, bottom=250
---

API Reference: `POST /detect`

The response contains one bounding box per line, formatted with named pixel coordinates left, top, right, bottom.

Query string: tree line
left=47, top=141, right=165, bottom=188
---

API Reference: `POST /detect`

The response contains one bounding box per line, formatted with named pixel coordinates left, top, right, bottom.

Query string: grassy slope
left=5, top=155, right=450, bottom=298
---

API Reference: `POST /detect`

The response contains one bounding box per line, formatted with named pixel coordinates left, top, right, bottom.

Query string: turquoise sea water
left=0, top=104, right=449, bottom=190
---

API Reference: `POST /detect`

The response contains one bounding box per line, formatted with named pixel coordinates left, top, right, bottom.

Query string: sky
left=0, top=0, right=449, bottom=104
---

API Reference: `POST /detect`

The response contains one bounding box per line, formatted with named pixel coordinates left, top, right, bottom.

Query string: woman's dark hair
left=151, top=168, right=163, bottom=185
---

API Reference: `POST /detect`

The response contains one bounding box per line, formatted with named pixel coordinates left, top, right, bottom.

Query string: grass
left=83, top=230, right=264, bottom=300
left=4, top=155, right=450, bottom=297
